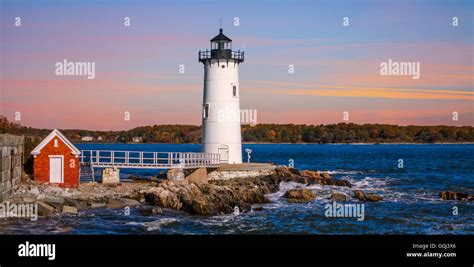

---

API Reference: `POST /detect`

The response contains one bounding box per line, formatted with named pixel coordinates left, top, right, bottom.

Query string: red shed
left=31, top=129, right=81, bottom=188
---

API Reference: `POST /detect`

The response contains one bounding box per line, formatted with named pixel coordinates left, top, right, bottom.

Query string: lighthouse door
left=218, top=145, right=229, bottom=164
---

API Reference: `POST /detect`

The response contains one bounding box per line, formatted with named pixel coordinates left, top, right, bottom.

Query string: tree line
left=1, top=116, right=474, bottom=145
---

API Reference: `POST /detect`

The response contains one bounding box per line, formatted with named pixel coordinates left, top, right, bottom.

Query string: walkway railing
left=79, top=150, right=221, bottom=169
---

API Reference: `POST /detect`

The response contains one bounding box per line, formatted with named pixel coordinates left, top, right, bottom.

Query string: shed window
left=54, top=139, right=58, bottom=147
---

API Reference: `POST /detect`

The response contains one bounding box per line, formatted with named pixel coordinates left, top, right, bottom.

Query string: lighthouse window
left=221, top=65, right=225, bottom=68
left=232, top=85, right=237, bottom=97
left=203, top=104, right=209, bottom=119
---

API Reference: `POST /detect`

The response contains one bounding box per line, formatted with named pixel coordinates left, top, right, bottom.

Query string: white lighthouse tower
left=199, top=28, right=244, bottom=164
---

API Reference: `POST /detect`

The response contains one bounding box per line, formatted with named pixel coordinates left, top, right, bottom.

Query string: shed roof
left=31, top=129, right=81, bottom=156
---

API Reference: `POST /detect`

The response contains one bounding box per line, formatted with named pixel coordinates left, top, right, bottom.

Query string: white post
left=245, top=149, right=252, bottom=163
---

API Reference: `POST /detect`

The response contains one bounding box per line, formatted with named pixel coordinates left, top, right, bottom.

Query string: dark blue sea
left=4, top=144, right=474, bottom=234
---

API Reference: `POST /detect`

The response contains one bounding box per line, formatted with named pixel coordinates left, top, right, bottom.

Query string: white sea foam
left=383, top=190, right=440, bottom=203
left=267, top=181, right=304, bottom=201
left=144, top=218, right=178, bottom=231
left=268, top=174, right=440, bottom=205
left=125, top=221, right=144, bottom=226
left=346, top=176, right=389, bottom=192
left=342, top=176, right=442, bottom=203
left=206, top=214, right=236, bottom=224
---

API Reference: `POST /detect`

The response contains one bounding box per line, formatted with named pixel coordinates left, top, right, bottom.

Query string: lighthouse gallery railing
left=198, top=50, right=244, bottom=62
left=80, top=150, right=221, bottom=169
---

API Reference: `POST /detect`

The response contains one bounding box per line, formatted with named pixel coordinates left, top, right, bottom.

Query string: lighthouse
left=199, top=28, right=244, bottom=164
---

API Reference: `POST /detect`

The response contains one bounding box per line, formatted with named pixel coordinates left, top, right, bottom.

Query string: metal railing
left=79, top=150, right=220, bottom=169
left=198, top=49, right=244, bottom=63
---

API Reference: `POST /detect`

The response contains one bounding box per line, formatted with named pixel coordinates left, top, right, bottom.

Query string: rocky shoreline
left=7, top=166, right=471, bottom=218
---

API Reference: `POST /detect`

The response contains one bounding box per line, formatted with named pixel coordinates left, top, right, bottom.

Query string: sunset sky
left=1, top=0, right=473, bottom=130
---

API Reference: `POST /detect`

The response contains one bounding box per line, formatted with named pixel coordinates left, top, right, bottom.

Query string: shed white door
left=49, top=156, right=63, bottom=183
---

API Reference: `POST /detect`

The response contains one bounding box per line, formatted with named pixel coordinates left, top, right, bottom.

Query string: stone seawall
left=0, top=134, right=24, bottom=202
left=208, top=163, right=276, bottom=180
left=208, top=169, right=275, bottom=180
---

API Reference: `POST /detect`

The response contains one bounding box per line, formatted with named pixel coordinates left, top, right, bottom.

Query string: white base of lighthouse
left=202, top=141, right=242, bottom=164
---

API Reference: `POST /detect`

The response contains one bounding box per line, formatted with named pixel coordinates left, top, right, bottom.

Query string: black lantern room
left=199, top=28, right=244, bottom=64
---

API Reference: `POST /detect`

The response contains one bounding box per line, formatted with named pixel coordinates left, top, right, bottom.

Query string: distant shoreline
left=76, top=142, right=474, bottom=145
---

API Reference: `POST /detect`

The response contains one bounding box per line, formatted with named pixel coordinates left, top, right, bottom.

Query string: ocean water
left=2, top=144, right=473, bottom=234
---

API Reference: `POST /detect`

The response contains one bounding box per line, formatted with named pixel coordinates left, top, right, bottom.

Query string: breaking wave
left=143, top=218, right=179, bottom=231
left=346, top=176, right=390, bottom=192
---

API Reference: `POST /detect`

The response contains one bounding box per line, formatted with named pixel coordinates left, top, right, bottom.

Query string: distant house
left=97, top=136, right=103, bottom=141
left=132, top=136, right=143, bottom=143
left=81, top=136, right=93, bottom=141
left=31, top=129, right=81, bottom=188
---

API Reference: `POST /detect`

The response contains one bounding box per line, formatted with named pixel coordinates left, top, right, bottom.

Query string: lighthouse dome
left=210, top=28, right=232, bottom=42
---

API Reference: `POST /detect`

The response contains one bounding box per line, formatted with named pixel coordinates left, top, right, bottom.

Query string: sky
left=1, top=0, right=473, bottom=130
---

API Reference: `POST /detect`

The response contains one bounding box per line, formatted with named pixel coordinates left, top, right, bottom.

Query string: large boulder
left=22, top=197, right=36, bottom=203
left=275, top=166, right=293, bottom=177
left=353, top=190, right=366, bottom=200
left=106, top=198, right=124, bottom=209
left=284, top=188, right=316, bottom=203
left=301, top=170, right=351, bottom=188
left=275, top=167, right=305, bottom=183
left=366, top=194, right=383, bottom=202
left=321, top=172, right=331, bottom=179
left=300, top=170, right=324, bottom=179
left=332, top=180, right=352, bottom=187
left=62, top=205, right=78, bottom=214
left=288, top=168, right=301, bottom=176
left=330, top=192, right=348, bottom=202
left=186, top=167, right=208, bottom=184
left=37, top=202, right=56, bottom=217
left=43, top=195, right=64, bottom=211
left=28, top=186, right=40, bottom=196
left=144, top=176, right=276, bottom=215
left=88, top=201, right=106, bottom=208
left=139, top=207, right=163, bottom=216
left=121, top=198, right=141, bottom=207
left=353, top=190, right=382, bottom=202
left=64, top=198, right=89, bottom=210
left=144, top=186, right=183, bottom=210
